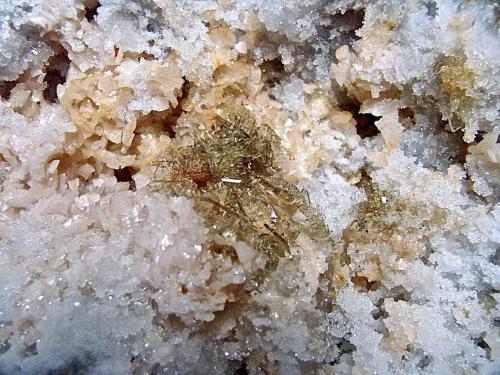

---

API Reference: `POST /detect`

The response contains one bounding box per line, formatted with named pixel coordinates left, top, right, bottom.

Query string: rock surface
left=0, top=0, right=499, bottom=374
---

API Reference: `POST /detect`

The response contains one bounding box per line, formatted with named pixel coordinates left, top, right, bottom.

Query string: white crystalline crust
left=0, top=0, right=499, bottom=374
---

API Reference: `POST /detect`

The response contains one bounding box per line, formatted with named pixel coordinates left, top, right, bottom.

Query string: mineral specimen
left=0, top=0, right=498, bottom=374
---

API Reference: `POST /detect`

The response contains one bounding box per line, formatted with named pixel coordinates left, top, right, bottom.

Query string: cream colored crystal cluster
left=0, top=0, right=499, bottom=374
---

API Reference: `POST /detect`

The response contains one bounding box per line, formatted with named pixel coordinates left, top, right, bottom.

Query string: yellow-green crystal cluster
left=153, top=105, right=334, bottom=271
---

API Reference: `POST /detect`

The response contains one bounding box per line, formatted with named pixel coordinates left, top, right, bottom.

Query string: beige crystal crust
left=0, top=0, right=499, bottom=374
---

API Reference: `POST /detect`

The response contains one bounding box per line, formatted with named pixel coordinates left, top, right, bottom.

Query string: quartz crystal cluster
left=0, top=0, right=499, bottom=374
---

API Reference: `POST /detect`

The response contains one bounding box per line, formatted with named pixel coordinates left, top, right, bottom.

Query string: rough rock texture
left=0, top=0, right=499, bottom=374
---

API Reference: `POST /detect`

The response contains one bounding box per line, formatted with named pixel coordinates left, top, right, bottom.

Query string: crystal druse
left=0, top=0, right=499, bottom=374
